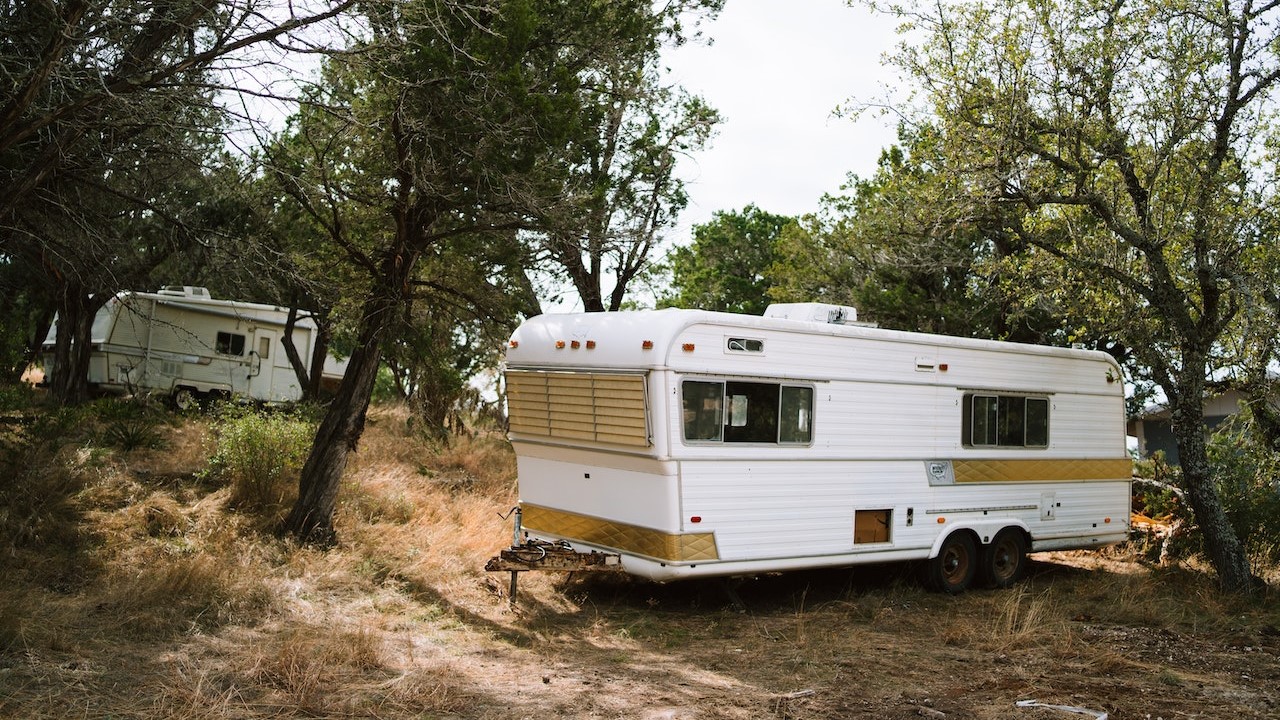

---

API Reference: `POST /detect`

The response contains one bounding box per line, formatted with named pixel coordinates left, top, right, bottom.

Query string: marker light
left=936, top=517, right=946, bottom=524
left=555, top=341, right=566, bottom=349
left=642, top=340, right=654, bottom=350
left=509, top=340, right=519, bottom=349
left=938, top=363, right=948, bottom=372
left=1104, top=517, right=1111, bottom=524
left=682, top=343, right=695, bottom=352
left=586, top=340, right=596, bottom=349
left=690, top=516, right=702, bottom=524
left=571, top=340, right=581, bottom=349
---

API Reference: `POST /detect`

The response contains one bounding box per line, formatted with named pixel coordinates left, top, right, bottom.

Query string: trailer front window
left=681, top=379, right=814, bottom=445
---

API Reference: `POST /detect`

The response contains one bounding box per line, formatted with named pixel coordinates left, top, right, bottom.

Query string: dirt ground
left=5, top=550, right=1279, bottom=719
left=2, top=409, right=1278, bottom=719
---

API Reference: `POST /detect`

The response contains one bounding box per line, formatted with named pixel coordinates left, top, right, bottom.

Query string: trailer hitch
left=486, top=507, right=622, bottom=604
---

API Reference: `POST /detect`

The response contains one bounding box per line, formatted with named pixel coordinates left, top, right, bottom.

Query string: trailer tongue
left=484, top=507, right=622, bottom=603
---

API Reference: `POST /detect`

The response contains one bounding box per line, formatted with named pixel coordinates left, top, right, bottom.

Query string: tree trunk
left=1169, top=365, right=1255, bottom=592
left=47, top=287, right=100, bottom=405
left=282, top=257, right=411, bottom=544
left=307, top=320, right=332, bottom=400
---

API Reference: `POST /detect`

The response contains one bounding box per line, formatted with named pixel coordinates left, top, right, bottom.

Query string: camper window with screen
left=963, top=394, right=1049, bottom=448
left=682, top=380, right=813, bottom=444
left=216, top=331, right=245, bottom=356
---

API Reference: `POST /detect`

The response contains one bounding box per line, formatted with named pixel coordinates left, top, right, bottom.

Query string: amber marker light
left=555, top=340, right=566, bottom=349
left=571, top=340, right=581, bottom=349
left=1104, top=517, right=1111, bottom=523
left=682, top=343, right=695, bottom=352
left=939, top=363, right=949, bottom=372
left=508, top=340, right=518, bottom=349
left=586, top=340, right=596, bottom=349
left=936, top=517, right=946, bottom=524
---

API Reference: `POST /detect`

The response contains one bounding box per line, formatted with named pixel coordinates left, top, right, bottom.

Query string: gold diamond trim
left=952, top=458, right=1132, bottom=483
left=522, top=504, right=719, bottom=562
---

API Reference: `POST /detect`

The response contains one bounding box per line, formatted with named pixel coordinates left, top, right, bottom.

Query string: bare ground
left=3, top=411, right=1279, bottom=719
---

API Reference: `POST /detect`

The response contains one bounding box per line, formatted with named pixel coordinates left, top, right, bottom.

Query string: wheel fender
left=927, top=520, right=1030, bottom=558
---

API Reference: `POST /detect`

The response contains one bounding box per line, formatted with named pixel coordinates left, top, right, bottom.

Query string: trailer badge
left=926, top=461, right=955, bottom=486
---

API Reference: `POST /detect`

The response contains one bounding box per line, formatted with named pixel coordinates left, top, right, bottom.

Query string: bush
left=1206, top=416, right=1280, bottom=568
left=90, top=397, right=170, bottom=451
left=201, top=407, right=316, bottom=515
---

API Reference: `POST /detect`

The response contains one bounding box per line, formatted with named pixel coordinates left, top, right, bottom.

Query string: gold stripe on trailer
left=952, top=458, right=1132, bottom=484
left=521, top=504, right=719, bottom=563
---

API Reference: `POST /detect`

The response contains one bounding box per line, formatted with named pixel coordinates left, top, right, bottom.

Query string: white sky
left=662, top=0, right=903, bottom=237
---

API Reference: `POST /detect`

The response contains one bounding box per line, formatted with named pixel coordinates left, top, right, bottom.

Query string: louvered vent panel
left=507, top=370, right=649, bottom=447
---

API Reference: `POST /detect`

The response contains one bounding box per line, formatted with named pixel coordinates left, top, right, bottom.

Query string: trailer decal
left=521, top=504, right=719, bottom=562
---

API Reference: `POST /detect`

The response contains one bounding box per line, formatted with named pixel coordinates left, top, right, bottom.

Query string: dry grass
left=4, top=400, right=1280, bottom=720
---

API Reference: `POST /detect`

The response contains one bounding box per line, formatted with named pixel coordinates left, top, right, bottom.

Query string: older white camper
left=498, top=303, right=1131, bottom=592
left=42, top=287, right=347, bottom=407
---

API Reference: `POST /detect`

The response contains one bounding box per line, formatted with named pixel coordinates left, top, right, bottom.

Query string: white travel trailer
left=499, top=303, right=1131, bottom=592
left=42, top=286, right=347, bottom=407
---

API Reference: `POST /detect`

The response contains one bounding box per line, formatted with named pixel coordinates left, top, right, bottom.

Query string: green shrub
left=1206, top=416, right=1280, bottom=569
left=90, top=397, right=169, bottom=451
left=201, top=407, right=316, bottom=514
left=0, top=383, right=35, bottom=413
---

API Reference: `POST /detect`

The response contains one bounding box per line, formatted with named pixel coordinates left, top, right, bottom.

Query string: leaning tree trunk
left=282, top=254, right=413, bottom=544
left=1169, top=365, right=1255, bottom=592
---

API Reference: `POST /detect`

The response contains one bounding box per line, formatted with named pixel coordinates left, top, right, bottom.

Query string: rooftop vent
left=763, top=302, right=859, bottom=325
left=157, top=286, right=212, bottom=299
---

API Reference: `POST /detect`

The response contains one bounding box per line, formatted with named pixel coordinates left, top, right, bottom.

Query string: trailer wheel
left=172, top=387, right=200, bottom=411
left=926, top=532, right=977, bottom=594
left=981, top=528, right=1028, bottom=589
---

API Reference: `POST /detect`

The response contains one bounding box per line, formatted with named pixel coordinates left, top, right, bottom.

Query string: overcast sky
left=662, top=0, right=902, bottom=237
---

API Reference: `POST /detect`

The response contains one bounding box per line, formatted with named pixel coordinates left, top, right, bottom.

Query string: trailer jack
left=485, top=508, right=622, bottom=604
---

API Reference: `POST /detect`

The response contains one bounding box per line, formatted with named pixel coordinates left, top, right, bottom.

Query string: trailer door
left=247, top=329, right=279, bottom=401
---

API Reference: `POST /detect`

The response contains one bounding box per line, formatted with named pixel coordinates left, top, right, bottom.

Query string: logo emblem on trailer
left=925, top=461, right=955, bottom=486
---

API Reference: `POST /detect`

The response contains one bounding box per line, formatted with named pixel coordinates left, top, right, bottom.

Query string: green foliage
left=201, top=407, right=316, bottom=514
left=1207, top=416, right=1280, bottom=568
left=661, top=204, right=795, bottom=314
left=90, top=398, right=170, bottom=452
left=0, top=382, right=35, bottom=413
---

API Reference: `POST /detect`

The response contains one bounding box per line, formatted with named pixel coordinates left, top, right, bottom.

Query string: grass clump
left=201, top=406, right=315, bottom=515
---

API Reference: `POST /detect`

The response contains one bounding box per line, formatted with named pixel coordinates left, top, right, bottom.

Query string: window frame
left=962, top=392, right=1051, bottom=449
left=215, top=331, right=246, bottom=357
left=680, top=377, right=815, bottom=446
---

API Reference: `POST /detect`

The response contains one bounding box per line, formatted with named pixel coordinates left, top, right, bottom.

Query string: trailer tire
left=981, top=528, right=1028, bottom=589
left=926, top=532, right=977, bottom=594
left=172, top=387, right=200, bottom=411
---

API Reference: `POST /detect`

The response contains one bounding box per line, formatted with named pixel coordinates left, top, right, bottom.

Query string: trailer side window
left=682, top=381, right=724, bottom=441
left=216, top=331, right=245, bottom=356
left=963, top=393, right=1049, bottom=448
left=779, top=386, right=814, bottom=443
left=724, top=381, right=778, bottom=442
left=681, top=379, right=814, bottom=445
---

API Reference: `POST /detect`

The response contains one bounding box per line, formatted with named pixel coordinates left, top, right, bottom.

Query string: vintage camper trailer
left=498, top=303, right=1131, bottom=592
left=41, top=286, right=346, bottom=407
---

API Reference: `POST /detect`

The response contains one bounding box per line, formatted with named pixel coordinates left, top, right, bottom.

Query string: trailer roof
left=505, top=308, right=1120, bottom=372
